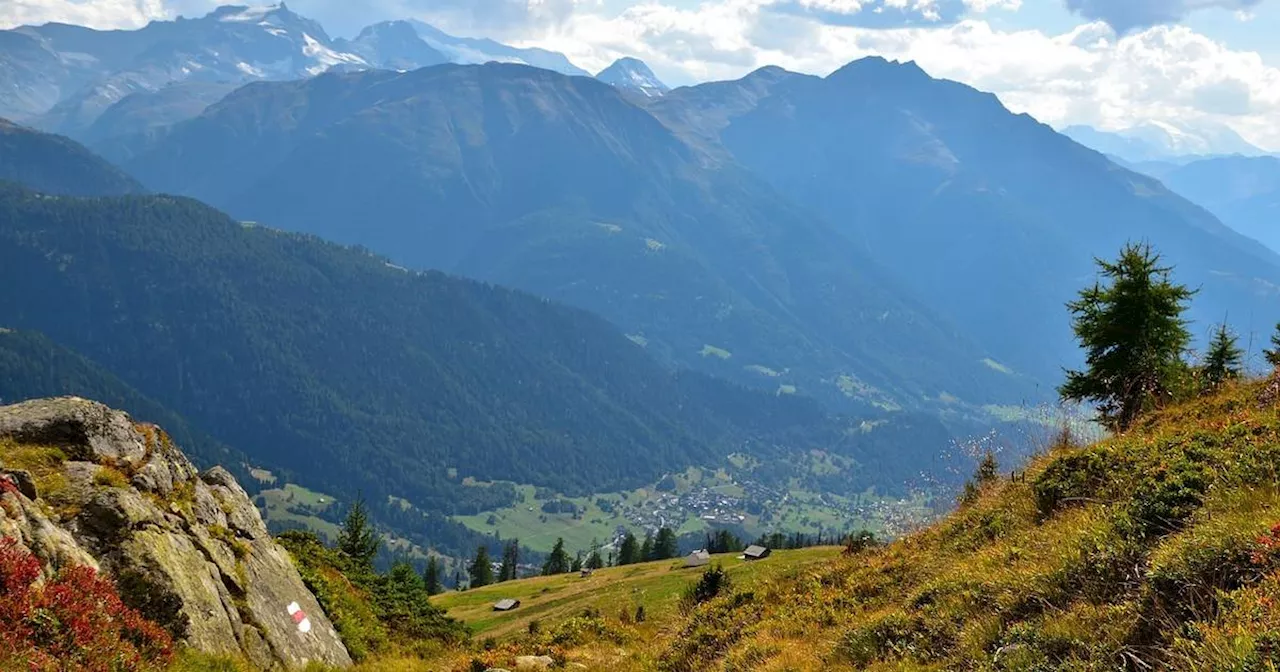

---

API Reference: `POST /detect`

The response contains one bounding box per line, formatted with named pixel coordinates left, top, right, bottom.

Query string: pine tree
left=498, top=540, right=520, bottom=582
left=585, top=549, right=604, bottom=570
left=1060, top=243, right=1195, bottom=431
left=1201, top=322, right=1244, bottom=392
left=639, top=533, right=654, bottom=562
left=468, top=546, right=494, bottom=588
left=424, top=556, right=444, bottom=596
left=542, top=538, right=571, bottom=575
left=653, top=527, right=679, bottom=560
left=571, top=552, right=583, bottom=573
left=1265, top=322, right=1280, bottom=369
left=617, top=533, right=639, bottom=565
left=336, top=496, right=381, bottom=570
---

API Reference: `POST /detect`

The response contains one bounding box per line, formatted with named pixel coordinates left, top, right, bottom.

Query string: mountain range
left=112, top=62, right=1032, bottom=414
left=644, top=58, right=1280, bottom=380
left=3, top=120, right=969, bottom=526
left=1063, top=121, right=1271, bottom=163
left=0, top=3, right=594, bottom=145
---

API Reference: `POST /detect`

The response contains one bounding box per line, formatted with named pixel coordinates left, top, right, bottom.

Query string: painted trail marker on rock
left=287, top=601, right=312, bottom=633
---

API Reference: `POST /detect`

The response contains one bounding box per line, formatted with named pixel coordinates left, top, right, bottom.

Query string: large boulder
left=0, top=397, right=352, bottom=669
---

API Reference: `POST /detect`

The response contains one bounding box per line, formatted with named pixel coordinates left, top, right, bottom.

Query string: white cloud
left=1, top=0, right=168, bottom=29
left=2, top=0, right=1276, bottom=150
left=520, top=1, right=1280, bottom=150
left=1064, top=0, right=1264, bottom=34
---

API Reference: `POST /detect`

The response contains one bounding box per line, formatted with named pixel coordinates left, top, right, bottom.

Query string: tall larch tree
left=1060, top=242, right=1194, bottom=431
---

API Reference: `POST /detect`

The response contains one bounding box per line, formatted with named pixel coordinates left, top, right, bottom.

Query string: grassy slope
left=431, top=547, right=839, bottom=640
left=639, top=377, right=1280, bottom=670
left=168, top=379, right=1280, bottom=671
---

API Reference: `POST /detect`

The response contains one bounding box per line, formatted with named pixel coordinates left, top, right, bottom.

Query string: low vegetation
left=0, top=536, right=173, bottom=671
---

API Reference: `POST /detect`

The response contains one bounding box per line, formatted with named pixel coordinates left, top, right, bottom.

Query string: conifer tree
left=498, top=540, right=520, bottom=582
left=542, top=538, right=571, bottom=575
left=639, top=532, right=654, bottom=562
left=1060, top=243, right=1194, bottom=431
left=617, top=533, right=639, bottom=565
left=653, top=527, right=679, bottom=560
left=1201, top=322, right=1244, bottom=392
left=1265, top=322, right=1280, bottom=369
left=424, top=556, right=444, bottom=596
left=585, top=549, right=604, bottom=570
left=468, top=546, right=494, bottom=588
left=336, top=496, right=381, bottom=570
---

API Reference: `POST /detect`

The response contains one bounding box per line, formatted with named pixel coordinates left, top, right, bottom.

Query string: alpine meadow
left=1, top=1, right=1279, bottom=670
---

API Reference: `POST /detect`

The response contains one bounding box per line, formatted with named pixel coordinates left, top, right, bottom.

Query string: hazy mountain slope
left=0, top=328, right=245, bottom=473
left=0, top=182, right=930, bottom=522
left=118, top=63, right=1031, bottom=412
left=650, top=58, right=1280, bottom=380
left=407, top=20, right=588, bottom=76
left=0, top=118, right=143, bottom=195
left=78, top=81, right=240, bottom=155
left=1157, top=156, right=1280, bottom=253
left=1063, top=121, right=1269, bottom=163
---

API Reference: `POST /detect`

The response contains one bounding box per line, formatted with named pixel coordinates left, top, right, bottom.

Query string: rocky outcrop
left=0, top=397, right=351, bottom=669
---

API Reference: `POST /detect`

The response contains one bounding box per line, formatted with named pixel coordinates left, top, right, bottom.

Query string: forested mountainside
left=114, top=62, right=1030, bottom=413
left=1154, top=156, right=1280, bottom=254
left=0, top=328, right=245, bottom=475
left=647, top=57, right=1280, bottom=382
left=0, top=117, right=143, bottom=196
left=0, top=182, right=946, bottom=524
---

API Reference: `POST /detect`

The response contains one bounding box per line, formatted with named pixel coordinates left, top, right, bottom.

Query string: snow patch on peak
left=300, top=33, right=366, bottom=75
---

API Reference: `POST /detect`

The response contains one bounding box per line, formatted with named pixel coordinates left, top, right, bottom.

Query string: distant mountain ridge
left=646, top=57, right=1280, bottom=381
left=405, top=20, right=588, bottom=76
left=116, top=62, right=1032, bottom=414
left=0, top=116, right=143, bottom=195
left=0, top=3, right=588, bottom=144
left=1154, top=155, right=1280, bottom=254
left=1062, top=121, right=1271, bottom=163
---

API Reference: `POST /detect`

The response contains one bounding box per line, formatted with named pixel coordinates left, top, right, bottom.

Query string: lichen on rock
left=0, top=397, right=352, bottom=669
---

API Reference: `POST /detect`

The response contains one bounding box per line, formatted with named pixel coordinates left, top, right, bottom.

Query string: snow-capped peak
left=300, top=33, right=367, bottom=75
left=595, top=57, right=669, bottom=98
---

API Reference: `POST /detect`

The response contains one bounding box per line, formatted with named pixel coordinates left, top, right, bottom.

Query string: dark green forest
left=0, top=184, right=932, bottom=525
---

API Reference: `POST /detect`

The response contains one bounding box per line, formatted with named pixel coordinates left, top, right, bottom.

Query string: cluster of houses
left=491, top=545, right=773, bottom=612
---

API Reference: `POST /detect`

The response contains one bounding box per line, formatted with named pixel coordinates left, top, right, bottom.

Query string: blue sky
left=6, top=0, right=1279, bottom=149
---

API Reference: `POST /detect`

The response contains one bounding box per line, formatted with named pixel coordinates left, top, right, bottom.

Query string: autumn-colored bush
left=0, top=536, right=173, bottom=671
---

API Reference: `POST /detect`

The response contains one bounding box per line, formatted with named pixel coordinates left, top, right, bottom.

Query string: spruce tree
left=468, top=545, right=494, bottom=588
left=424, top=556, right=444, bottom=596
left=654, top=527, right=679, bottom=560
left=639, top=533, right=654, bottom=562
left=617, top=533, right=639, bottom=565
left=1060, top=243, right=1194, bottom=431
left=542, top=538, right=571, bottom=575
left=336, top=496, right=381, bottom=570
left=1201, top=322, right=1244, bottom=392
left=585, top=549, right=604, bottom=570
left=1265, top=322, right=1280, bottom=369
left=497, top=540, right=520, bottom=582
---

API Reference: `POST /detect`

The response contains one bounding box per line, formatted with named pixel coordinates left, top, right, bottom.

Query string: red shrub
left=0, top=536, right=173, bottom=671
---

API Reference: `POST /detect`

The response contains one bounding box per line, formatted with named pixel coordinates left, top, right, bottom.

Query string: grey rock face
left=0, top=396, right=352, bottom=668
